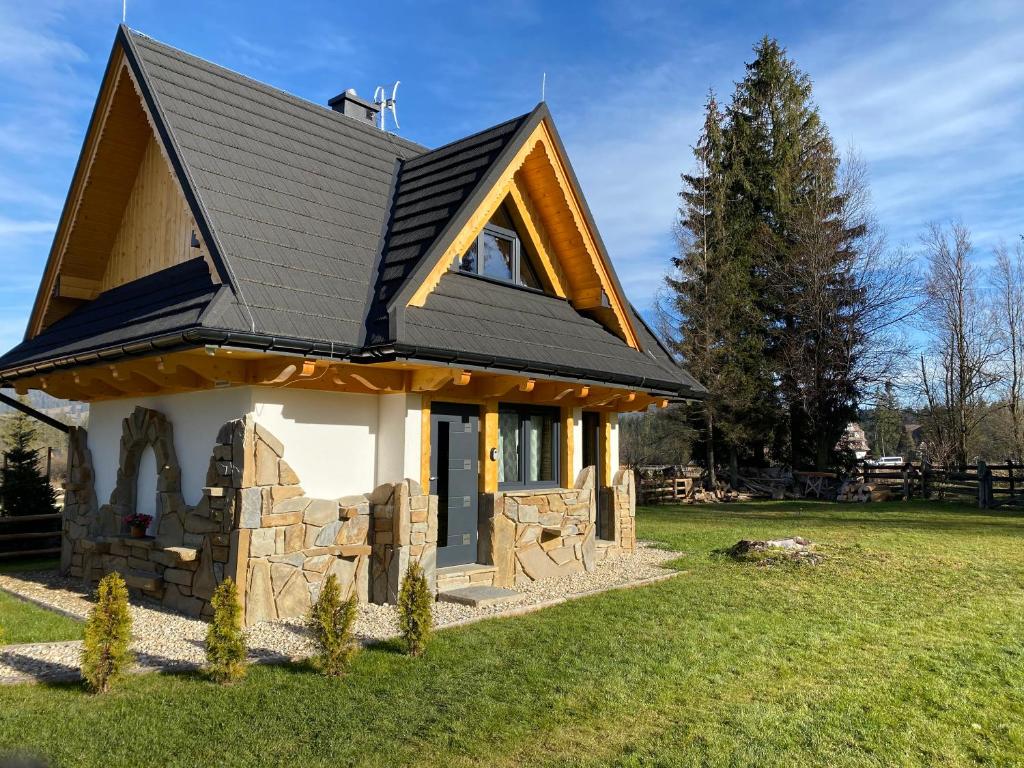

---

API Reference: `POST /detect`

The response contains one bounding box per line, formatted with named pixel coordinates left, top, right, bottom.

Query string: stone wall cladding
left=481, top=466, right=598, bottom=588
left=368, top=479, right=438, bottom=603
left=610, top=468, right=637, bottom=552
left=63, top=407, right=241, bottom=618
left=238, top=422, right=376, bottom=625
left=61, top=406, right=440, bottom=626
left=480, top=465, right=638, bottom=585
left=234, top=423, right=380, bottom=626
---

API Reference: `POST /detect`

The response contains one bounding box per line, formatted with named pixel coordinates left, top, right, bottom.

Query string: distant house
left=836, top=423, right=870, bottom=460
left=0, top=27, right=703, bottom=623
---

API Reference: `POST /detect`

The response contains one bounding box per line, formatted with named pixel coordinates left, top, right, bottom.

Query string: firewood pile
left=688, top=483, right=751, bottom=503
left=836, top=479, right=891, bottom=503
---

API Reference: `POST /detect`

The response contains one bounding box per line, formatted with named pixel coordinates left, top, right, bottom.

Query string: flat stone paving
left=0, top=542, right=682, bottom=685
left=437, top=585, right=524, bottom=608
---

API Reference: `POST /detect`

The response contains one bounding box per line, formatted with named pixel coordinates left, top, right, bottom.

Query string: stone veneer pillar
left=368, top=479, right=438, bottom=603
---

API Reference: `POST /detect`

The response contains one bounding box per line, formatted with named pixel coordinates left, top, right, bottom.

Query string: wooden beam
left=561, top=406, right=574, bottom=487
left=0, top=393, right=70, bottom=434
left=481, top=400, right=499, bottom=493
left=420, top=397, right=432, bottom=491
left=411, top=368, right=468, bottom=393
left=347, top=369, right=406, bottom=393
left=54, top=275, right=101, bottom=301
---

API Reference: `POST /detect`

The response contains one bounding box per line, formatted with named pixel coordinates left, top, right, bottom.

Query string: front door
left=430, top=403, right=479, bottom=568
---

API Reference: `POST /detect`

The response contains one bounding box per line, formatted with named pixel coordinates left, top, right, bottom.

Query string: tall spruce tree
left=667, top=93, right=776, bottom=483
left=725, top=37, right=866, bottom=468
left=0, top=407, right=57, bottom=517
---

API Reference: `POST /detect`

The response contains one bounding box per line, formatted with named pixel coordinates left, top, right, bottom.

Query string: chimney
left=328, top=88, right=380, bottom=126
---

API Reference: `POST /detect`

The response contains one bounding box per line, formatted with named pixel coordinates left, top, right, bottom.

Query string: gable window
left=458, top=204, right=543, bottom=290
left=498, top=405, right=560, bottom=489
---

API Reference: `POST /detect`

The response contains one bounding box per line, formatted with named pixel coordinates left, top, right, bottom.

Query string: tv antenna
left=374, top=81, right=400, bottom=132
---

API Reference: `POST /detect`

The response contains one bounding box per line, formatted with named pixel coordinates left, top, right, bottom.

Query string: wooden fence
left=639, top=476, right=694, bottom=504
left=0, top=512, right=62, bottom=560
left=639, top=460, right=1024, bottom=509
left=856, top=460, right=1022, bottom=508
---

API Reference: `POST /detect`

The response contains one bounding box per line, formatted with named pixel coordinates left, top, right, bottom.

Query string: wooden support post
left=481, top=401, right=499, bottom=494
left=902, top=463, right=910, bottom=501
left=1009, top=459, right=1015, bottom=500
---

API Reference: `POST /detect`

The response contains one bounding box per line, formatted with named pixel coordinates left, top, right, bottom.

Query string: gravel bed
left=0, top=542, right=682, bottom=685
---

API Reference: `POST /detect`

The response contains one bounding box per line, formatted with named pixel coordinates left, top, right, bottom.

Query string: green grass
left=1, top=501, right=1023, bottom=767
left=0, top=558, right=82, bottom=645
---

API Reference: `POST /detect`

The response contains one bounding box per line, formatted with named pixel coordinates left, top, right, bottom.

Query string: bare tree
left=991, top=240, right=1024, bottom=460
left=918, top=221, right=1000, bottom=466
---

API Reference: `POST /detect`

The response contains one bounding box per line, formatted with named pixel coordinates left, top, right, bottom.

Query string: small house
left=0, top=27, right=703, bottom=622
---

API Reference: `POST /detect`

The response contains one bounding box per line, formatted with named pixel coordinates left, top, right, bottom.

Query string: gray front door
left=430, top=403, right=479, bottom=568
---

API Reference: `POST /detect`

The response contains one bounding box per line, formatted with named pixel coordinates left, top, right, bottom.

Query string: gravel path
left=0, top=542, right=683, bottom=685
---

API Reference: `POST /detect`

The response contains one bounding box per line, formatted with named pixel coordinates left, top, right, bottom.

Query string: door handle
left=429, top=476, right=438, bottom=481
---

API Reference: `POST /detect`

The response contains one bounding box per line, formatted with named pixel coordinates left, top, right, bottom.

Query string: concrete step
left=437, top=585, right=525, bottom=609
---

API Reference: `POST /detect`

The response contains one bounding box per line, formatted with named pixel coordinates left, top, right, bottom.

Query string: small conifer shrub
left=307, top=574, right=359, bottom=676
left=205, top=578, right=247, bottom=684
left=81, top=572, right=133, bottom=693
left=397, top=561, right=433, bottom=657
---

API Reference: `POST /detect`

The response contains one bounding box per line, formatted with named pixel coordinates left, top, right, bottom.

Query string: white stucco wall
left=251, top=387, right=380, bottom=499
left=571, top=407, right=583, bottom=483
left=89, top=387, right=255, bottom=510
left=376, top=393, right=422, bottom=487
left=609, top=414, right=620, bottom=477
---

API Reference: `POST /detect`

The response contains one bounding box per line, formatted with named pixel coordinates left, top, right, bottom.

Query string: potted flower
left=124, top=512, right=153, bottom=539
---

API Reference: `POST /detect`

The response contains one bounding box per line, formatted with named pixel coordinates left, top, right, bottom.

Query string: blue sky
left=0, top=0, right=1021, bottom=354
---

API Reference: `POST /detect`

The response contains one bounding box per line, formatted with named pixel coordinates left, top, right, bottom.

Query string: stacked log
left=836, top=480, right=891, bottom=503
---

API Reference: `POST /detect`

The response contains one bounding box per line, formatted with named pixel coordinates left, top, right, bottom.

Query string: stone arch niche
left=102, top=406, right=187, bottom=546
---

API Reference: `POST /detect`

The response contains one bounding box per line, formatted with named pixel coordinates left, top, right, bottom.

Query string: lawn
left=0, top=558, right=82, bottom=645
left=1, top=501, right=1022, bottom=767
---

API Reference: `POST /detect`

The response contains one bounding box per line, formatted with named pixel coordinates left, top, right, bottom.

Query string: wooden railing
left=0, top=512, right=62, bottom=559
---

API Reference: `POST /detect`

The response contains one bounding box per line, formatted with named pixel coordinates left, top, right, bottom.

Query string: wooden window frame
left=498, top=404, right=561, bottom=490
left=458, top=222, right=539, bottom=289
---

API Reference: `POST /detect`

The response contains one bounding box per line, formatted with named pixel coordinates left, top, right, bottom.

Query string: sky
left=0, top=0, right=1021, bottom=355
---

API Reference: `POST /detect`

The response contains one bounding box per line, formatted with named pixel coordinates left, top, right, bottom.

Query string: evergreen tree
left=664, top=92, right=772, bottom=484
left=725, top=37, right=867, bottom=468
left=307, top=574, right=359, bottom=676
left=81, top=572, right=133, bottom=693
left=206, top=578, right=247, bottom=684
left=0, top=407, right=57, bottom=516
left=870, top=382, right=903, bottom=457
left=397, top=562, right=433, bottom=657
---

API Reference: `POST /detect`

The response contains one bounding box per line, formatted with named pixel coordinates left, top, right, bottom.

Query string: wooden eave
left=10, top=349, right=667, bottom=413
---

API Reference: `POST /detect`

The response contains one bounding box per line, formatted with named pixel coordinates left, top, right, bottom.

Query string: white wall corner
left=375, top=392, right=422, bottom=487
left=571, top=406, right=583, bottom=482
left=609, top=413, right=620, bottom=476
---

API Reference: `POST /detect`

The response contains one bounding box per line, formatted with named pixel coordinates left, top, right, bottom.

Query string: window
left=498, top=405, right=560, bottom=489
left=457, top=204, right=545, bottom=290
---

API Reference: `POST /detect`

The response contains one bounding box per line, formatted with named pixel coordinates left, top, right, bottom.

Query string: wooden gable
left=405, top=119, right=641, bottom=350
left=27, top=42, right=215, bottom=338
